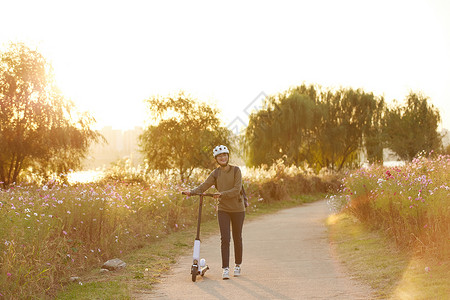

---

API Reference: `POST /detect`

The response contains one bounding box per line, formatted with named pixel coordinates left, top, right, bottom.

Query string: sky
left=1, top=0, right=450, bottom=133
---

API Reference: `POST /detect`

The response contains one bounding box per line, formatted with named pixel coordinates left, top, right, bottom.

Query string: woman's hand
left=182, top=191, right=191, bottom=196
left=213, top=192, right=221, bottom=199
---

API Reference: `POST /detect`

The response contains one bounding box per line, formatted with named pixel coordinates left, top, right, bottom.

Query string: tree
left=0, top=43, right=101, bottom=186
left=244, top=85, right=320, bottom=167
left=384, top=92, right=442, bottom=161
left=311, top=88, right=385, bottom=171
left=244, top=84, right=383, bottom=172
left=139, top=91, right=233, bottom=181
left=363, top=96, right=386, bottom=164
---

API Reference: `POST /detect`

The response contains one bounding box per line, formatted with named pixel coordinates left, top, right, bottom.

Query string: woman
left=183, top=145, right=245, bottom=280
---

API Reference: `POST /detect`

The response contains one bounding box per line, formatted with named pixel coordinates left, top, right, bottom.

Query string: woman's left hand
left=213, top=192, right=221, bottom=199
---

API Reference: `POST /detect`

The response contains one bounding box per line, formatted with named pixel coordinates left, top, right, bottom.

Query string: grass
left=337, top=154, right=450, bottom=258
left=1, top=157, right=337, bottom=298
left=56, top=193, right=322, bottom=299
left=327, top=213, right=450, bottom=299
left=56, top=281, right=130, bottom=300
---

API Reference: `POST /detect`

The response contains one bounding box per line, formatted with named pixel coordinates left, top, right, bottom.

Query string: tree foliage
left=0, top=43, right=101, bottom=186
left=139, top=91, right=232, bottom=181
left=244, top=84, right=386, bottom=172
left=384, top=92, right=442, bottom=161
left=244, top=86, right=320, bottom=167
left=311, top=88, right=384, bottom=171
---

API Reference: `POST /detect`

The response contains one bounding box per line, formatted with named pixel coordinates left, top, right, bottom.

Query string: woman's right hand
left=182, top=191, right=191, bottom=196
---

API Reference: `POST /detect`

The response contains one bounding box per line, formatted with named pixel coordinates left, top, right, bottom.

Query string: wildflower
left=7, top=272, right=11, bottom=277
left=63, top=231, right=68, bottom=235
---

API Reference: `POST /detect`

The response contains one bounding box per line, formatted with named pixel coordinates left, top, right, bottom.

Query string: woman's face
left=216, top=153, right=229, bottom=166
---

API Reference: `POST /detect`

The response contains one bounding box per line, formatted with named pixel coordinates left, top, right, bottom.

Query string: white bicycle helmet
left=213, top=145, right=229, bottom=158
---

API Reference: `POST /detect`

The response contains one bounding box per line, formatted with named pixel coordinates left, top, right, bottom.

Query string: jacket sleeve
left=220, top=167, right=242, bottom=199
left=190, top=171, right=215, bottom=194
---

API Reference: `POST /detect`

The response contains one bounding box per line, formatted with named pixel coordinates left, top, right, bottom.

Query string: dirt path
left=135, top=200, right=374, bottom=299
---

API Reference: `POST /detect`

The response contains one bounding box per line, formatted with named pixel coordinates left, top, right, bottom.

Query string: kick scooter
left=182, top=192, right=215, bottom=282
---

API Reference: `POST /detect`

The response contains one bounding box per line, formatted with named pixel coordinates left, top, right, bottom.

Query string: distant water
left=68, top=170, right=104, bottom=184
left=67, top=161, right=405, bottom=185
left=361, top=160, right=405, bottom=168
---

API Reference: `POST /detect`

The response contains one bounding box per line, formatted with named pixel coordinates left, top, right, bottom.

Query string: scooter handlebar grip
left=183, top=192, right=215, bottom=197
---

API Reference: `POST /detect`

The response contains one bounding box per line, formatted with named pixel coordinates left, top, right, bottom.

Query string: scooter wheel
left=191, top=265, right=197, bottom=282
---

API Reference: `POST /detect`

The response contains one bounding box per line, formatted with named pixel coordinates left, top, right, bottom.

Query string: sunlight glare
left=68, top=170, right=104, bottom=184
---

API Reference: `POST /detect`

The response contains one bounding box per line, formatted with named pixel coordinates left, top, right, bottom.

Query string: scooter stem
left=195, top=194, right=203, bottom=240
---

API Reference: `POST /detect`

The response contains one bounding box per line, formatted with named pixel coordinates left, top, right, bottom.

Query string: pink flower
left=63, top=231, right=68, bottom=235
left=7, top=272, right=11, bottom=277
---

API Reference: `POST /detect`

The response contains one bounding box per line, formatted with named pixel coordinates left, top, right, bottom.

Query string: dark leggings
left=217, top=210, right=245, bottom=268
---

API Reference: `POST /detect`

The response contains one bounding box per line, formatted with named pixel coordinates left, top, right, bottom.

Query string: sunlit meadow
left=0, top=160, right=337, bottom=298
left=330, top=153, right=450, bottom=257
left=0, top=170, right=211, bottom=298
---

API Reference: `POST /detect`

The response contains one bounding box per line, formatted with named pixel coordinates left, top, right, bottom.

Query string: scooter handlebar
left=182, top=192, right=215, bottom=197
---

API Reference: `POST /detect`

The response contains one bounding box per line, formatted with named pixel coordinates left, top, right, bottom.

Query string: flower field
left=0, top=178, right=208, bottom=298
left=1, top=163, right=337, bottom=298
left=332, top=153, right=450, bottom=257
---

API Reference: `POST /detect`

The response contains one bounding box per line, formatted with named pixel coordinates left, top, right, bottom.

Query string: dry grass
left=1, top=160, right=338, bottom=298
left=335, top=154, right=450, bottom=258
left=327, top=213, right=450, bottom=299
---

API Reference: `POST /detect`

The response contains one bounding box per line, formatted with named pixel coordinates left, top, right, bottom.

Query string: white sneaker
left=222, top=267, right=230, bottom=280
left=234, top=264, right=241, bottom=277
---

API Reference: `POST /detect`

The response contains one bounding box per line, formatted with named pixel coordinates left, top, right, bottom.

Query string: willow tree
left=0, top=43, right=101, bottom=186
left=244, top=85, right=321, bottom=167
left=308, top=88, right=384, bottom=171
left=363, top=96, right=386, bottom=164
left=139, top=91, right=232, bottom=181
left=244, top=84, right=385, bottom=172
left=384, top=92, right=442, bottom=161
